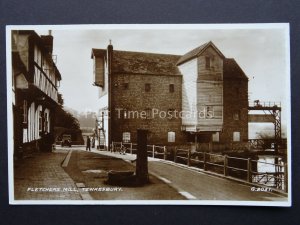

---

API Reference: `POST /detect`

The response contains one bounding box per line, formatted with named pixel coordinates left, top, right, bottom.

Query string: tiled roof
left=112, top=50, right=182, bottom=76
left=176, top=41, right=225, bottom=66
left=223, top=58, right=248, bottom=80
left=176, top=42, right=209, bottom=66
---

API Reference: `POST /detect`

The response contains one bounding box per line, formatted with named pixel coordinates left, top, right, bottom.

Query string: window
left=169, top=84, right=174, bottom=93
left=205, top=56, right=211, bottom=69
left=44, top=112, right=49, bottom=133
left=168, top=132, right=175, bottom=143
left=123, top=132, right=130, bottom=143
left=145, top=83, right=151, bottom=92
left=123, top=109, right=128, bottom=119
left=123, top=83, right=129, bottom=90
left=39, top=111, right=43, bottom=133
left=233, top=132, right=240, bottom=142
left=212, top=132, right=219, bottom=142
left=233, top=111, right=240, bottom=120
left=23, top=100, right=27, bottom=123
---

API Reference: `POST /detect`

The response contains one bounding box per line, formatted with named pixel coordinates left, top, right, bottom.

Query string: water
left=254, top=155, right=285, bottom=190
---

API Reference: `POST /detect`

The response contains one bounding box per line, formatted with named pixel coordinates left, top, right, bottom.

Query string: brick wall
left=111, top=73, right=185, bottom=145
left=221, top=78, right=248, bottom=143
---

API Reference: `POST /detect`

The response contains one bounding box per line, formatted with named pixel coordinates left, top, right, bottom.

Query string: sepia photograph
left=6, top=24, right=291, bottom=206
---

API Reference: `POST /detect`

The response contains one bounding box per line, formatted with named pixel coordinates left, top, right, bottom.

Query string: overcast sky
left=36, top=25, right=289, bottom=124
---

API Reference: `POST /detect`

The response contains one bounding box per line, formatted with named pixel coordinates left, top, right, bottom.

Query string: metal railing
left=109, top=141, right=288, bottom=192
left=248, top=101, right=281, bottom=108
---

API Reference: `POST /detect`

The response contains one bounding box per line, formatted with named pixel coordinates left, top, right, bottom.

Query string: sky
left=35, top=24, right=290, bottom=127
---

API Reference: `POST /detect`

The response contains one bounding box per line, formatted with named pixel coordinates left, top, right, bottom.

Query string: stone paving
left=14, top=149, right=82, bottom=200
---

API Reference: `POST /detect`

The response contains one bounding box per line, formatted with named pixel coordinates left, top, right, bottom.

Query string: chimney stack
left=41, top=31, right=53, bottom=54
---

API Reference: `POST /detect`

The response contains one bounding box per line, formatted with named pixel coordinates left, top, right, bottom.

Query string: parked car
left=61, top=134, right=72, bottom=147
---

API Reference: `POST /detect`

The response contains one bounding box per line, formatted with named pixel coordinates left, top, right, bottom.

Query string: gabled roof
left=112, top=50, right=182, bottom=76
left=223, top=58, right=248, bottom=80
left=176, top=41, right=225, bottom=66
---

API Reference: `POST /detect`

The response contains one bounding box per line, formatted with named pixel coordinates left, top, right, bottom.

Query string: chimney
left=107, top=40, right=113, bottom=75
left=41, top=30, right=53, bottom=54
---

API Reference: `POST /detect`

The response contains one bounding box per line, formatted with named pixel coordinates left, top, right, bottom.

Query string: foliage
left=54, top=106, right=80, bottom=130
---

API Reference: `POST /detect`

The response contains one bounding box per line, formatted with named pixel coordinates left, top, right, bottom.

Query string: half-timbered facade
left=12, top=30, right=61, bottom=157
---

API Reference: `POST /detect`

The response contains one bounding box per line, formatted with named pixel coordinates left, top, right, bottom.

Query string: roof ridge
left=113, top=49, right=182, bottom=57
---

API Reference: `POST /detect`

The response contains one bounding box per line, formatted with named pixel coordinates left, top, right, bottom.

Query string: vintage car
left=61, top=134, right=72, bottom=147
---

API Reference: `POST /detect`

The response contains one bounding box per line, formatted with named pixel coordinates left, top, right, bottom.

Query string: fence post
left=284, top=162, right=288, bottom=193
left=187, top=149, right=191, bottom=166
left=203, top=152, right=207, bottom=171
left=174, top=147, right=177, bottom=163
left=247, top=158, right=252, bottom=183
left=163, top=146, right=167, bottom=160
left=130, top=143, right=133, bottom=154
left=152, top=145, right=155, bottom=158
left=224, top=155, right=228, bottom=176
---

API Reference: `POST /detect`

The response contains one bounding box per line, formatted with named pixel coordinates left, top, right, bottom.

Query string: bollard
left=136, top=129, right=149, bottom=184
left=111, top=142, right=114, bottom=153
left=152, top=145, right=155, bottom=158
left=130, top=143, right=133, bottom=154
left=163, top=146, right=167, bottom=160
left=174, top=147, right=177, bottom=163
left=224, top=155, right=228, bottom=176
left=247, top=158, right=252, bottom=183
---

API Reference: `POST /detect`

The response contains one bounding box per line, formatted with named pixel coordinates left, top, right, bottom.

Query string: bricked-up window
left=233, top=111, right=240, bottom=120
left=145, top=83, right=151, bottom=92
left=169, top=84, right=174, bottom=93
left=233, top=132, right=240, bottom=142
left=168, top=132, right=175, bottom=143
left=23, top=100, right=27, bottom=123
left=123, top=83, right=129, bottom=90
left=205, top=56, right=211, bottom=69
left=123, top=132, right=130, bottom=143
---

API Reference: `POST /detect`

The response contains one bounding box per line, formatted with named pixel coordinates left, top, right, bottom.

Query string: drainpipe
left=107, top=41, right=113, bottom=151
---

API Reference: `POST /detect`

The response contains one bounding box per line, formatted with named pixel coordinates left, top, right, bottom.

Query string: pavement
left=14, top=149, right=82, bottom=200
left=13, top=146, right=184, bottom=201
left=13, top=145, right=288, bottom=203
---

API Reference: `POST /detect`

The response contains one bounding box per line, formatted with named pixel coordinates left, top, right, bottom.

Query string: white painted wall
left=179, top=58, right=198, bottom=130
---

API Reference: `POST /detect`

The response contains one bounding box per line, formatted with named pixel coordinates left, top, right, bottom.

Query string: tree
left=55, top=106, right=80, bottom=130
left=54, top=93, right=83, bottom=144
